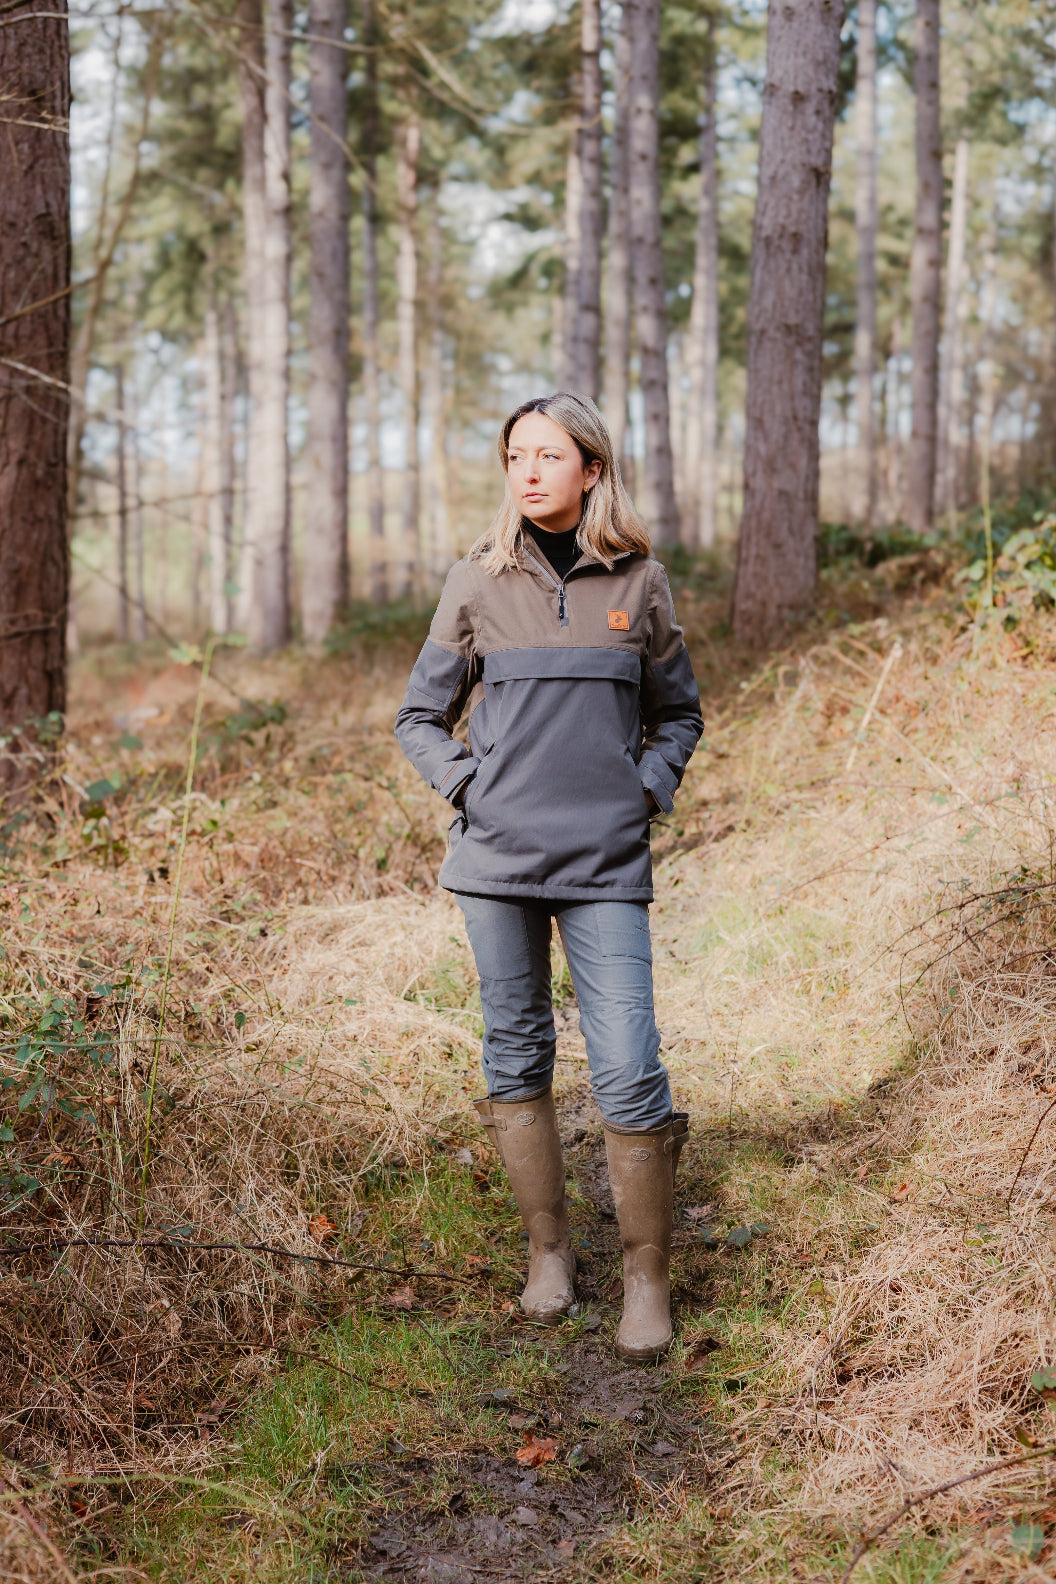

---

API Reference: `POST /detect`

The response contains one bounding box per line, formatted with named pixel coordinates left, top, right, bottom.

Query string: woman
left=395, top=392, right=704, bottom=1362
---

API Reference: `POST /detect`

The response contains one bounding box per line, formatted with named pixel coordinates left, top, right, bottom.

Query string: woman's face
left=506, top=412, right=602, bottom=534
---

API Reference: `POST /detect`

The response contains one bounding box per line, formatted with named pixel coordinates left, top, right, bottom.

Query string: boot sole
left=615, top=1334, right=673, bottom=1364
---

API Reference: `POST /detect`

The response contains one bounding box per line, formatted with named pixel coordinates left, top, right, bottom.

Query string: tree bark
left=423, top=197, right=452, bottom=583
left=114, top=362, right=130, bottom=641
left=0, top=0, right=71, bottom=782
left=303, top=0, right=351, bottom=644
left=129, top=373, right=146, bottom=641
left=602, top=6, right=633, bottom=478
left=936, top=134, right=969, bottom=517
left=361, top=0, right=386, bottom=604
left=907, top=0, right=942, bottom=532
left=682, top=13, right=720, bottom=549
left=626, top=0, right=679, bottom=544
left=204, top=291, right=234, bottom=633
left=560, top=100, right=582, bottom=389
left=567, top=0, right=602, bottom=399
left=731, top=0, right=844, bottom=639
left=393, top=111, right=419, bottom=601
left=854, top=0, right=878, bottom=526
left=239, top=0, right=292, bottom=649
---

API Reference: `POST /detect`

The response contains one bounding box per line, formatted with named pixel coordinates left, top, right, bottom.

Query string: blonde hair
left=470, top=392, right=651, bottom=575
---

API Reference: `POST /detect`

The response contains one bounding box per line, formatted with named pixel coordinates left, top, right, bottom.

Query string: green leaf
left=0, top=1125, right=14, bottom=1142
left=84, top=778, right=119, bottom=803
left=750, top=1221, right=771, bottom=1236
left=726, top=1224, right=753, bottom=1249
left=1011, top=1524, right=1045, bottom=1561
left=1030, top=1366, right=1056, bottom=1394
left=234, top=1011, right=246, bottom=1030
left=117, top=732, right=143, bottom=750
left=1014, top=1425, right=1036, bottom=1447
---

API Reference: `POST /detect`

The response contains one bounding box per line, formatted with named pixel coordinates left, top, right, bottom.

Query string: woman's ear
left=583, top=459, right=603, bottom=491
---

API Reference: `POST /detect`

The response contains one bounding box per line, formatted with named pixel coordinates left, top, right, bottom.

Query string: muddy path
left=352, top=1111, right=735, bottom=1582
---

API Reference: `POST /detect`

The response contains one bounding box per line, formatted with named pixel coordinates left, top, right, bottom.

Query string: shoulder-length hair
left=470, top=392, right=651, bottom=576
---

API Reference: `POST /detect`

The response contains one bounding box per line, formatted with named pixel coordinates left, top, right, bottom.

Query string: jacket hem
left=443, top=876, right=654, bottom=903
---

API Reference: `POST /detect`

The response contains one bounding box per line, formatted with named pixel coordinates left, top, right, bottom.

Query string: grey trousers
left=456, top=895, right=672, bottom=1131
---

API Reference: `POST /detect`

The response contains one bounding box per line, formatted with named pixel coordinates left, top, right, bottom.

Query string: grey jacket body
left=394, top=541, right=704, bottom=902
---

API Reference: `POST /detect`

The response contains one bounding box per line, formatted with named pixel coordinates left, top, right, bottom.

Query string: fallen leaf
left=515, top=1433, right=559, bottom=1468
left=1011, top=1522, right=1045, bottom=1561
left=889, top=1182, right=913, bottom=1202
left=684, top=1204, right=716, bottom=1221
left=308, top=1213, right=337, bottom=1243
left=555, top=1538, right=576, bottom=1557
left=513, top=1506, right=539, bottom=1526
left=857, top=1164, right=870, bottom=1181
left=387, top=1285, right=416, bottom=1309
left=685, top=1335, right=723, bottom=1370
left=464, top=1254, right=492, bottom=1273
left=454, top=1147, right=474, bottom=1165
left=726, top=1224, right=753, bottom=1249
left=499, top=1300, right=516, bottom=1314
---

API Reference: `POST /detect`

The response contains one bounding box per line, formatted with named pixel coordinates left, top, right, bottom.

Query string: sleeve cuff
left=436, top=756, right=480, bottom=803
left=639, top=764, right=675, bottom=814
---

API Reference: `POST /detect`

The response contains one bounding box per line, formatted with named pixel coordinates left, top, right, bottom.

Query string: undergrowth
left=5, top=529, right=1056, bottom=1579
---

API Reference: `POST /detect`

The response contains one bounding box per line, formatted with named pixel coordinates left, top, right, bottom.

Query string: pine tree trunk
left=239, top=0, right=292, bottom=649
left=303, top=0, right=350, bottom=643
left=731, top=0, right=843, bottom=639
left=393, top=112, right=419, bottom=601
left=0, top=2, right=70, bottom=776
left=236, top=0, right=266, bottom=627
left=204, top=294, right=233, bottom=633
left=682, top=16, right=719, bottom=549
left=361, top=0, right=387, bottom=604
left=115, top=363, right=130, bottom=642
left=424, top=198, right=452, bottom=583
left=568, top=0, right=602, bottom=399
left=561, top=104, right=582, bottom=389
left=854, top=0, right=878, bottom=526
left=626, top=0, right=678, bottom=544
left=129, top=375, right=146, bottom=641
left=886, top=312, right=904, bottom=518
left=602, top=7, right=633, bottom=473
left=936, top=135, right=969, bottom=517
left=907, top=0, right=942, bottom=533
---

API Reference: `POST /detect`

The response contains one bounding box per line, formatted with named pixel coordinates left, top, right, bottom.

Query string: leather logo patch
left=515, top=1112, right=536, bottom=1127
left=608, top=609, right=630, bottom=631
left=630, top=1147, right=652, bottom=1161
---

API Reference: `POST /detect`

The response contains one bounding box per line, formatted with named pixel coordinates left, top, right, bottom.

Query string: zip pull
left=558, top=586, right=568, bottom=626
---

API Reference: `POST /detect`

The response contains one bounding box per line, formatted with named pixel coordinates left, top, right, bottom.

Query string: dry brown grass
left=5, top=558, right=1056, bottom=1577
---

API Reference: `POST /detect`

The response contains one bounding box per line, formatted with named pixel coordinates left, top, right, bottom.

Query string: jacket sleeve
left=638, top=563, right=704, bottom=814
left=394, top=560, right=482, bottom=805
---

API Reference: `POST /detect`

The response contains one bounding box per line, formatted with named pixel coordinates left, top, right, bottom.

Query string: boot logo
left=630, top=1147, right=652, bottom=1160
left=515, top=1112, right=536, bottom=1126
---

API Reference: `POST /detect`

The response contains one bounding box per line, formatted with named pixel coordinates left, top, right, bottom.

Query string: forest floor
left=6, top=524, right=1056, bottom=1583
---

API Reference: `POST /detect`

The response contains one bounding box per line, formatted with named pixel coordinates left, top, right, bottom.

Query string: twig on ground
left=839, top=1443, right=1056, bottom=1584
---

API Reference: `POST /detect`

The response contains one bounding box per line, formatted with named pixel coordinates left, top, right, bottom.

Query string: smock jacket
left=394, top=541, right=704, bottom=903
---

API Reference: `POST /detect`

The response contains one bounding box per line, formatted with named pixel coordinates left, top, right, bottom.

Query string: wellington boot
left=604, top=1113, right=690, bottom=1364
left=474, top=1090, right=576, bottom=1321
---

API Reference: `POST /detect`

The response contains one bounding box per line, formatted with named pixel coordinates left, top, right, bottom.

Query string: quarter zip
left=524, top=549, right=570, bottom=627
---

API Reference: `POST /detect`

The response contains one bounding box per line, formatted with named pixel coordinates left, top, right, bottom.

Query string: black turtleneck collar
left=523, top=518, right=581, bottom=583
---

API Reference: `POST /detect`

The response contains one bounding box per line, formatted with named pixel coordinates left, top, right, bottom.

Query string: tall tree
left=731, top=0, right=843, bottom=638
left=239, top=0, right=292, bottom=649
left=602, top=6, right=633, bottom=477
left=203, top=288, right=234, bottom=634
left=303, top=0, right=351, bottom=644
left=423, top=196, right=452, bottom=582
left=936, top=134, right=969, bottom=516
left=682, top=10, right=720, bottom=550
left=626, top=0, right=678, bottom=544
left=567, top=0, right=602, bottom=398
left=560, top=87, right=581, bottom=388
left=361, top=0, right=387, bottom=604
left=907, top=0, right=942, bottom=532
left=854, top=0, right=878, bottom=526
left=114, top=362, right=130, bottom=641
left=0, top=1, right=71, bottom=784
left=393, top=109, right=420, bottom=601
